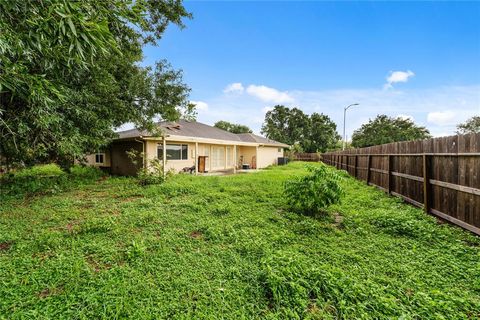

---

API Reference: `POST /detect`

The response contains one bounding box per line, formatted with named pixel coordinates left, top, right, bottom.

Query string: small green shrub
left=14, top=164, right=64, bottom=178
left=284, top=164, right=344, bottom=215
left=1, top=164, right=66, bottom=196
left=125, top=240, right=147, bottom=261
left=0, top=163, right=107, bottom=198
left=69, top=165, right=104, bottom=179
left=127, top=149, right=173, bottom=185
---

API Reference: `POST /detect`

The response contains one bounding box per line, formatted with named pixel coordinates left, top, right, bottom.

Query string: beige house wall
left=256, top=146, right=284, bottom=168
left=145, top=140, right=238, bottom=173
left=237, top=146, right=256, bottom=168
left=83, top=152, right=111, bottom=167
left=83, top=138, right=286, bottom=175
left=145, top=140, right=196, bottom=173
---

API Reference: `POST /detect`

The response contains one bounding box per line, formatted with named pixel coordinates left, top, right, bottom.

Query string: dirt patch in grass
left=38, top=286, right=64, bottom=299
left=0, top=241, right=12, bottom=251
left=333, top=212, right=344, bottom=228
left=61, top=219, right=83, bottom=233
left=189, top=231, right=203, bottom=239
left=117, top=195, right=144, bottom=203
left=96, top=176, right=108, bottom=184
left=86, top=256, right=112, bottom=273
left=464, top=238, right=480, bottom=247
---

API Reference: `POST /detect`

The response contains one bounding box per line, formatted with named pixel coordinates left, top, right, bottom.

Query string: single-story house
left=84, top=120, right=289, bottom=176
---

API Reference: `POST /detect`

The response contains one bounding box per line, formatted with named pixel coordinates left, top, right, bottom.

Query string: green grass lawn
left=1, top=162, right=479, bottom=319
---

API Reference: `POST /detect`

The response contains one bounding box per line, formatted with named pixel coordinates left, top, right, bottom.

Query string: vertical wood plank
left=366, top=155, right=371, bottom=185
left=354, top=155, right=357, bottom=178
left=387, top=155, right=392, bottom=194
left=423, top=154, right=430, bottom=213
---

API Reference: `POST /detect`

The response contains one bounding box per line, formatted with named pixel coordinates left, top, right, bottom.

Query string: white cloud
left=191, top=84, right=479, bottom=137
left=223, top=82, right=244, bottom=94
left=190, top=100, right=208, bottom=111
left=384, top=70, right=415, bottom=89
left=427, top=110, right=458, bottom=125
left=246, top=84, right=294, bottom=103
left=397, top=114, right=414, bottom=121
left=262, top=106, right=274, bottom=113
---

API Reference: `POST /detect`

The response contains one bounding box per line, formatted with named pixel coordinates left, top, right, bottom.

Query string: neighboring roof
left=236, top=133, right=290, bottom=147
left=115, top=120, right=289, bottom=147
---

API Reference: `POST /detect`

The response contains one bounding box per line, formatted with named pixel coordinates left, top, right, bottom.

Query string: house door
left=211, top=146, right=225, bottom=170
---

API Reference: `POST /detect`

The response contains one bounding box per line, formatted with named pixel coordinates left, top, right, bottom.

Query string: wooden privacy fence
left=321, top=133, right=480, bottom=235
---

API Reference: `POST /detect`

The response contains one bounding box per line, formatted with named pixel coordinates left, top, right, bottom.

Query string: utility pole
left=343, top=103, right=359, bottom=150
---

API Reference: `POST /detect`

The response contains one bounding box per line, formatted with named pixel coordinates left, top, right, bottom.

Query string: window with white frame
left=158, top=144, right=188, bottom=160
left=95, top=153, right=105, bottom=164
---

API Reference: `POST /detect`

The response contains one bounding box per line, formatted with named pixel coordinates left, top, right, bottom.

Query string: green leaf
left=67, top=17, right=77, bottom=36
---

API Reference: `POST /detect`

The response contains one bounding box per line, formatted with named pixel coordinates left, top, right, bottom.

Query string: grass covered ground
left=1, top=162, right=479, bottom=319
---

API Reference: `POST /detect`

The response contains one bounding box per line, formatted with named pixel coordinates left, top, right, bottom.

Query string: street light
left=343, top=103, right=359, bottom=150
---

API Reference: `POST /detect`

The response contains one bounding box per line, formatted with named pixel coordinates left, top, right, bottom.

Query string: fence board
left=317, top=133, right=480, bottom=235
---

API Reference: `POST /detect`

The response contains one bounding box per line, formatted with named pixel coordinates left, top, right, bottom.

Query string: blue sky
left=142, top=1, right=480, bottom=138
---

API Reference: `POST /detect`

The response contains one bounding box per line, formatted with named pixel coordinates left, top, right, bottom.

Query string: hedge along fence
left=321, top=133, right=480, bottom=236
left=293, top=153, right=321, bottom=162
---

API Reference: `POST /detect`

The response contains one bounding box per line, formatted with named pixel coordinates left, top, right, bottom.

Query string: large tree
left=214, top=121, right=252, bottom=134
left=261, top=105, right=339, bottom=152
left=351, top=115, right=431, bottom=148
left=456, top=116, right=480, bottom=134
left=304, top=113, right=341, bottom=153
left=0, top=0, right=193, bottom=167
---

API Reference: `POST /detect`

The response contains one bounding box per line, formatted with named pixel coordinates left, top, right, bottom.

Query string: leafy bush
left=13, top=163, right=64, bottom=178
left=0, top=164, right=106, bottom=198
left=126, top=149, right=174, bottom=185
left=1, top=164, right=66, bottom=196
left=284, top=164, right=344, bottom=215
left=69, top=165, right=104, bottom=179
left=137, top=158, right=172, bottom=185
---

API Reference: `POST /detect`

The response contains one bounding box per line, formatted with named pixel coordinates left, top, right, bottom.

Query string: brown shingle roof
left=236, top=133, right=289, bottom=147
left=115, top=120, right=289, bottom=147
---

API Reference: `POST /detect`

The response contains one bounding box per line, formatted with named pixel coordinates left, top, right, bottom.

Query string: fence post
left=354, top=155, right=357, bottom=178
left=387, top=155, right=392, bottom=194
left=366, top=155, right=371, bottom=185
left=423, top=154, right=430, bottom=213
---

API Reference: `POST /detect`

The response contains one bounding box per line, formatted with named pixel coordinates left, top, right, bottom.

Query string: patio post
left=162, top=136, right=167, bottom=177
left=195, top=142, right=198, bottom=175
left=233, top=145, right=236, bottom=173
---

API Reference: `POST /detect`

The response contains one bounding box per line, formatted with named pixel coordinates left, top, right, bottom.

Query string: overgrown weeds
left=0, top=164, right=104, bottom=198
left=0, top=162, right=478, bottom=319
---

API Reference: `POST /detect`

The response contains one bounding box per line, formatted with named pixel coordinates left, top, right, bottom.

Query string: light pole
left=343, top=103, right=359, bottom=150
